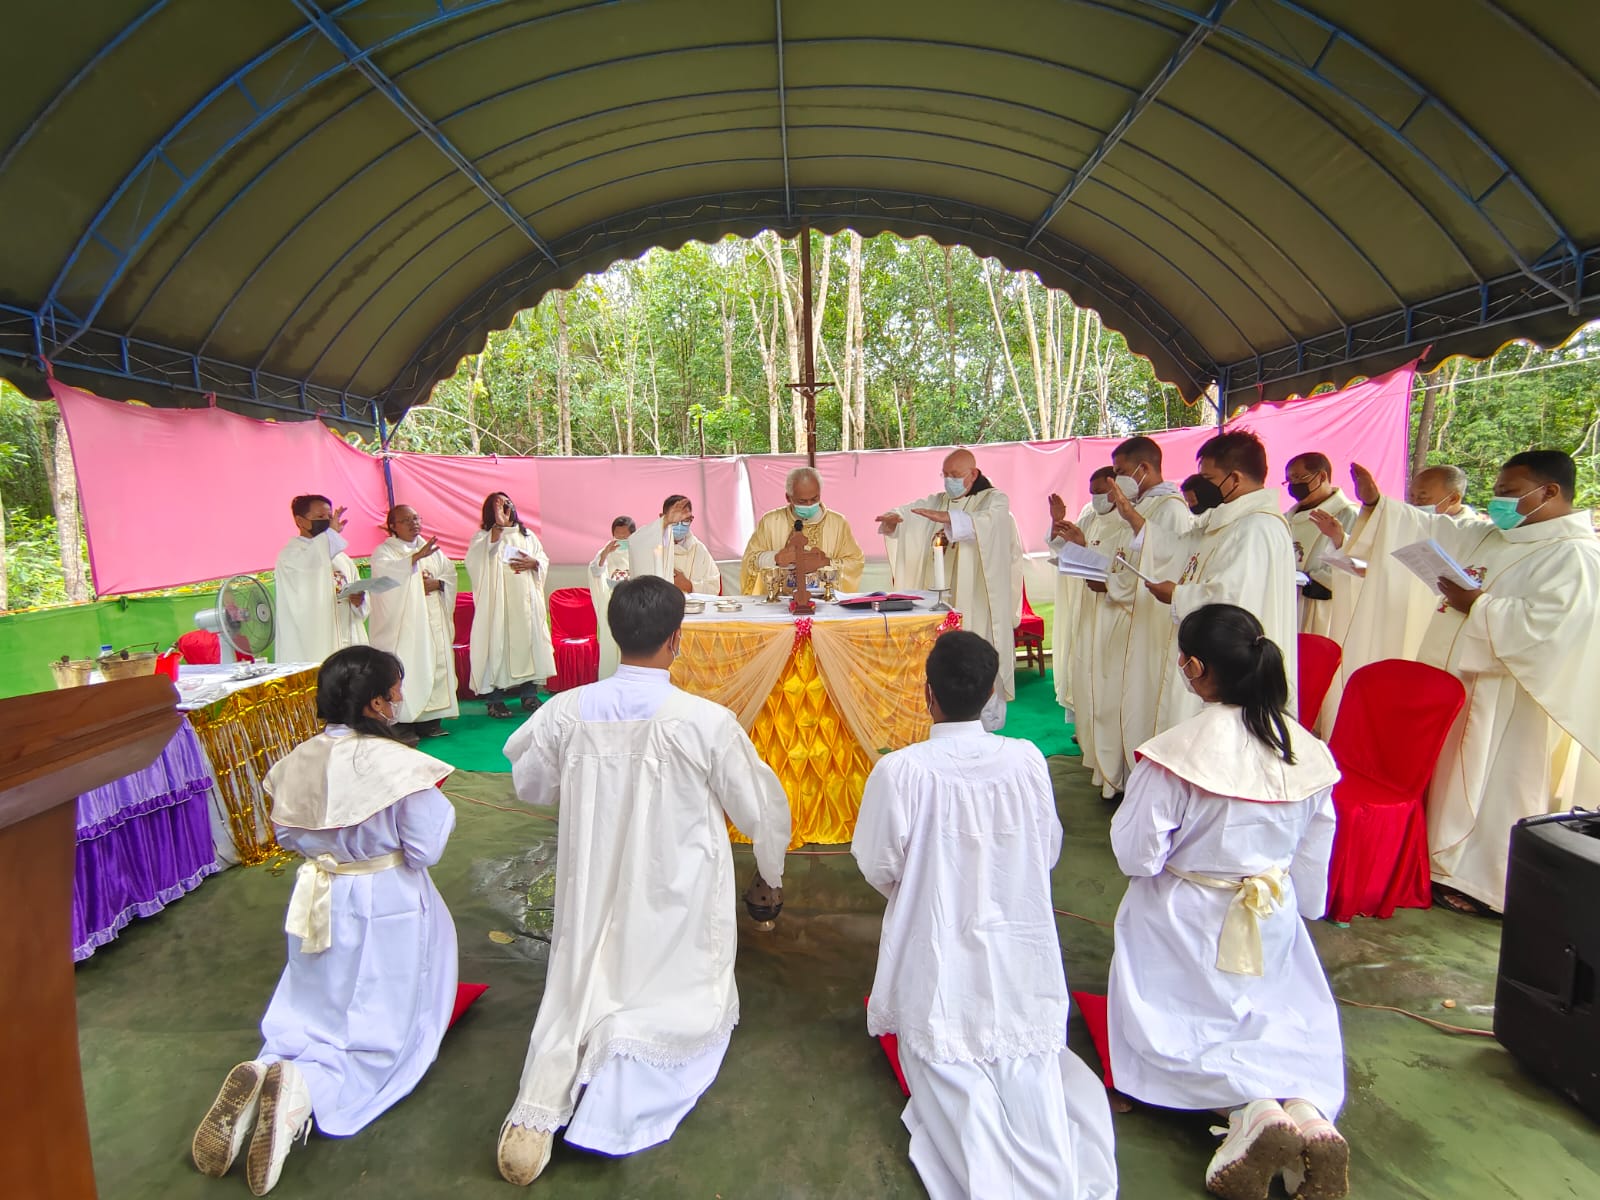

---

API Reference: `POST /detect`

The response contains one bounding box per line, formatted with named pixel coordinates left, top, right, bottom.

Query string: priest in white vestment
left=465, top=492, right=555, bottom=719
left=1107, top=604, right=1346, bottom=1200
left=274, top=494, right=369, bottom=664
left=588, top=515, right=636, bottom=679
left=1283, top=452, right=1361, bottom=638
left=739, top=466, right=866, bottom=594
left=1049, top=468, right=1134, bottom=799
left=1310, top=463, right=1482, bottom=734
left=1126, top=432, right=1298, bottom=738
left=1342, top=451, right=1600, bottom=913
left=190, top=647, right=456, bottom=1196
left=496, top=576, right=792, bottom=1186
left=877, top=448, right=1023, bottom=732
left=853, top=631, right=1117, bottom=1200
left=627, top=494, right=722, bottom=594
left=368, top=505, right=459, bottom=737
left=1048, top=468, right=1114, bottom=714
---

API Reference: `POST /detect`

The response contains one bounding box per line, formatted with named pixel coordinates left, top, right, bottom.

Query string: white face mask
left=1179, top=656, right=1203, bottom=696
left=1091, top=494, right=1114, bottom=516
left=943, top=475, right=968, bottom=499
left=376, top=696, right=399, bottom=725
left=1113, top=469, right=1143, bottom=500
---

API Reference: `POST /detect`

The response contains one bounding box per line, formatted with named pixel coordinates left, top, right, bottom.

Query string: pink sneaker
left=1205, top=1099, right=1305, bottom=1200
left=245, top=1061, right=312, bottom=1196
left=1281, top=1098, right=1349, bottom=1199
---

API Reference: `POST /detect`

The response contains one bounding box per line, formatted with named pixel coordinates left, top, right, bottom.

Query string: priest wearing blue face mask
left=628, top=495, right=722, bottom=595
left=738, top=467, right=865, bottom=595
left=1341, top=450, right=1600, bottom=914
left=877, top=449, right=1025, bottom=732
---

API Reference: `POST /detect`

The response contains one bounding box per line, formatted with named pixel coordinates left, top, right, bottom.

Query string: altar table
left=670, top=595, right=961, bottom=845
left=73, top=717, right=221, bottom=960
left=178, top=663, right=321, bottom=865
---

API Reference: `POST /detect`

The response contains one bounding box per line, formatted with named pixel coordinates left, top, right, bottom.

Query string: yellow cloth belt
left=284, top=850, right=405, bottom=954
left=1164, top=863, right=1288, bottom=977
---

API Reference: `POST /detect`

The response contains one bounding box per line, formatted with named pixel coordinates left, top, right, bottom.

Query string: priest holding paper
left=739, top=467, right=865, bottom=595
left=1115, top=432, right=1298, bottom=738
left=877, top=449, right=1023, bottom=732
left=275, top=494, right=370, bottom=664
left=368, top=505, right=459, bottom=738
left=1049, top=468, right=1134, bottom=799
left=1048, top=467, right=1115, bottom=714
left=1284, top=452, right=1361, bottom=637
left=465, top=492, right=555, bottom=720
left=1344, top=451, right=1600, bottom=914
left=589, top=516, right=635, bottom=679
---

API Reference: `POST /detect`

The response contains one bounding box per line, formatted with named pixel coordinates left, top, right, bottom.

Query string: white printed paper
left=1056, top=542, right=1111, bottom=581
left=1322, top=550, right=1368, bottom=577
left=1392, top=538, right=1478, bottom=596
left=338, top=575, right=401, bottom=599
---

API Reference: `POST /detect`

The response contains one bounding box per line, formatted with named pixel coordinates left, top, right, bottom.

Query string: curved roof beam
left=774, top=0, right=792, bottom=218
left=380, top=189, right=1218, bottom=415
left=289, top=0, right=557, bottom=267
left=1126, top=0, right=1582, bottom=311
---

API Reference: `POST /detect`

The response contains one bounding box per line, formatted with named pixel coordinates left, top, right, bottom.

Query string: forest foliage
left=2, top=232, right=1596, bottom=611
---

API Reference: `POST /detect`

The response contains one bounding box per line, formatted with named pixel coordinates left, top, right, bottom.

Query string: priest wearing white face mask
left=627, top=495, right=721, bottom=595
left=368, top=505, right=459, bottom=738
left=1050, top=468, right=1134, bottom=799
left=739, top=467, right=865, bottom=595
left=1338, top=450, right=1600, bottom=914
left=1284, top=452, right=1361, bottom=638
left=877, top=448, right=1024, bottom=732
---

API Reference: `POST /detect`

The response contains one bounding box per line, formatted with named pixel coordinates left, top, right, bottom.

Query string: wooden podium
left=0, top=676, right=181, bottom=1200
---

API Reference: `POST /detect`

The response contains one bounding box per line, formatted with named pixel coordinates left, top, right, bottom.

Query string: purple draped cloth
left=73, top=716, right=221, bottom=962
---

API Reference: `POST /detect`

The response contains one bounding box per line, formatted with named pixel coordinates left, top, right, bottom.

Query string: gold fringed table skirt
left=185, top=668, right=320, bottom=865
left=671, top=611, right=961, bottom=845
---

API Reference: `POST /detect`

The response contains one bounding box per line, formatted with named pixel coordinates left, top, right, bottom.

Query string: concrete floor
left=77, top=761, right=1600, bottom=1199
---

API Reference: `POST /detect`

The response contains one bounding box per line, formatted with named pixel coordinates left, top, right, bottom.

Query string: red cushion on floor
left=1071, top=990, right=1115, bottom=1089
left=865, top=996, right=912, bottom=1097
left=449, top=982, right=489, bottom=1028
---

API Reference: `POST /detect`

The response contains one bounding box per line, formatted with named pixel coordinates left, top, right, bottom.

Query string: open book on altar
left=1057, top=543, right=1111, bottom=581
left=835, top=592, right=923, bottom=609
left=1392, top=538, right=1480, bottom=595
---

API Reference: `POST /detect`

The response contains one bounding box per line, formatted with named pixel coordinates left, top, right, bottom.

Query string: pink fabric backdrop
left=51, top=363, right=1413, bottom=594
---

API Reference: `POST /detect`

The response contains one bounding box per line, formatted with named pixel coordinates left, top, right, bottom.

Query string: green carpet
left=427, top=667, right=1079, bottom=773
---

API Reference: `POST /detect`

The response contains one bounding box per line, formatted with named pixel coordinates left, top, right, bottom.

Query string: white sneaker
left=191, top=1060, right=266, bottom=1177
left=245, top=1061, right=313, bottom=1196
left=1205, top=1099, right=1304, bottom=1200
left=497, top=1121, right=553, bottom=1186
left=1280, top=1099, right=1349, bottom=1199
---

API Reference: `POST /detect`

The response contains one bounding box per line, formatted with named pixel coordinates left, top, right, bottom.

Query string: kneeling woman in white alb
left=189, top=646, right=458, bottom=1196
left=1106, top=604, right=1347, bottom=1200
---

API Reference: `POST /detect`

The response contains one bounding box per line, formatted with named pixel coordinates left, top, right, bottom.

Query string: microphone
left=793, top=519, right=804, bottom=533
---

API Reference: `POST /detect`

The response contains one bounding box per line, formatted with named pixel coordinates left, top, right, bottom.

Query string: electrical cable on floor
left=1334, top=996, right=1497, bottom=1038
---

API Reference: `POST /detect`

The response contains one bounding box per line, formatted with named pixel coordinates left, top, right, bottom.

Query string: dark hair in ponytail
left=1177, top=604, right=1295, bottom=763
left=315, top=646, right=407, bottom=744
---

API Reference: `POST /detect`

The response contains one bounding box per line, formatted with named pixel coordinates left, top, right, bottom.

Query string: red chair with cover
left=175, top=630, right=252, bottom=665
left=1296, top=633, right=1342, bottom=729
left=1323, top=659, right=1466, bottom=923
left=453, top=593, right=475, bottom=700
left=546, top=587, right=600, bottom=693
left=1014, top=584, right=1045, bottom=677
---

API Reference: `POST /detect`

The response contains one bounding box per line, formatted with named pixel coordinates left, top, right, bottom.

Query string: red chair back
left=1296, top=633, right=1342, bottom=728
left=1014, top=583, right=1044, bottom=639
left=453, top=592, right=475, bottom=645
left=1328, top=659, right=1466, bottom=799
left=549, top=587, right=598, bottom=640
left=175, top=629, right=254, bottom=665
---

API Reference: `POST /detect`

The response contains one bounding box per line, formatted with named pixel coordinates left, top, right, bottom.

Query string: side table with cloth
left=73, top=716, right=222, bottom=960
left=670, top=595, right=961, bottom=845
left=177, top=664, right=322, bottom=865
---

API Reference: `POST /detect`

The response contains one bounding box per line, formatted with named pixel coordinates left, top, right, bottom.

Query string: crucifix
left=777, top=520, right=829, bottom=613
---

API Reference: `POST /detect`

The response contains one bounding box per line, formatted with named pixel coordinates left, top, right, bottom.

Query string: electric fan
left=195, top=574, right=276, bottom=676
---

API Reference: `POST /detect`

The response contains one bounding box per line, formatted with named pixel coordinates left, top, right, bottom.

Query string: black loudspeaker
left=1494, top=810, right=1600, bottom=1121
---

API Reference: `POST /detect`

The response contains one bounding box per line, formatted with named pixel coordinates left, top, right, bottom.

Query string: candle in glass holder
left=930, top=531, right=948, bottom=592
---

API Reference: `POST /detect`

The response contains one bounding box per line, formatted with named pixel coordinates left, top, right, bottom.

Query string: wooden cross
left=779, top=525, right=828, bottom=613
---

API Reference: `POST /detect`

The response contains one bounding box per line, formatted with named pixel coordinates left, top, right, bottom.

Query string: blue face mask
left=670, top=521, right=691, bottom=541
left=793, top=502, right=821, bottom=521
left=943, top=476, right=968, bottom=499
left=1486, top=491, right=1549, bottom=531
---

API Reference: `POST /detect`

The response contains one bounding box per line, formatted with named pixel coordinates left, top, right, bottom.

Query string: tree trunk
left=0, top=476, right=8, bottom=610
left=982, top=261, right=1038, bottom=440
left=1021, top=278, right=1048, bottom=436
left=942, top=245, right=958, bottom=408
left=51, top=416, right=90, bottom=602
left=720, top=284, right=735, bottom=397
left=1411, top=372, right=1439, bottom=476
left=555, top=292, right=573, bottom=455
left=839, top=238, right=857, bottom=451
left=851, top=233, right=867, bottom=450
left=750, top=292, right=783, bottom=452
left=467, top=352, right=485, bottom=454
left=764, top=233, right=805, bottom=454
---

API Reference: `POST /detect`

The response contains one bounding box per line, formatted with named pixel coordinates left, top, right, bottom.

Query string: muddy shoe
left=1205, top=1099, right=1304, bottom=1200
left=1280, top=1099, right=1349, bottom=1199
left=191, top=1060, right=265, bottom=1177
left=744, top=872, right=784, bottom=925
left=487, top=700, right=514, bottom=719
left=498, top=1122, right=553, bottom=1186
